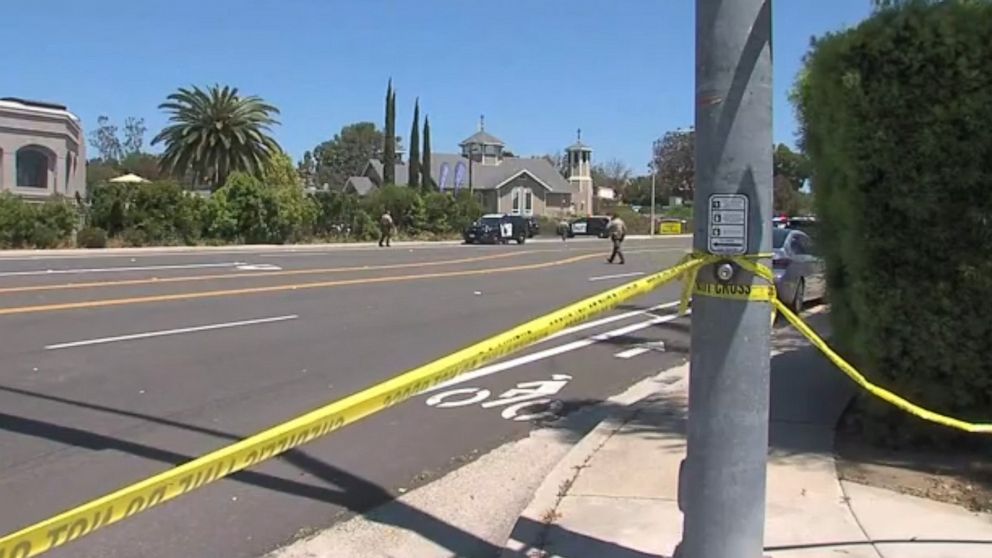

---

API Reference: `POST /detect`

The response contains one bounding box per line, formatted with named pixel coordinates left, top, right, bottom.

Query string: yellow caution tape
left=772, top=298, right=992, bottom=434
left=693, top=281, right=774, bottom=302
left=696, top=253, right=992, bottom=435
left=0, top=258, right=699, bottom=558
left=5, top=250, right=991, bottom=558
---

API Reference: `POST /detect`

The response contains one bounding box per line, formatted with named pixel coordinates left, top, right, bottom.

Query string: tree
left=152, top=84, right=282, bottom=189
left=383, top=79, right=396, bottom=184
left=591, top=159, right=632, bottom=201
left=773, top=143, right=811, bottom=191
left=773, top=174, right=802, bottom=214
left=408, top=98, right=421, bottom=189
left=298, top=150, right=316, bottom=188
left=123, top=117, right=147, bottom=155
left=85, top=158, right=120, bottom=191
left=543, top=151, right=568, bottom=176
left=119, top=152, right=163, bottom=181
left=89, top=116, right=123, bottom=162
left=422, top=115, right=433, bottom=190
left=312, top=122, right=384, bottom=189
left=263, top=151, right=300, bottom=188
left=652, top=128, right=695, bottom=200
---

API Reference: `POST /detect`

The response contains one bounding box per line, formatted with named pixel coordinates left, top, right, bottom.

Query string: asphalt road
left=0, top=237, right=693, bottom=558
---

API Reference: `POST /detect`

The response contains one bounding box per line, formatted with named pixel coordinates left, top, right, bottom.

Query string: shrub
left=77, top=227, right=108, bottom=249
left=795, top=0, right=992, bottom=443
left=0, top=194, right=37, bottom=248
left=0, top=194, right=76, bottom=248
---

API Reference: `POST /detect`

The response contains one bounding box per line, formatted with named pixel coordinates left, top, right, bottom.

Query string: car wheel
left=516, top=235, right=526, bottom=245
left=791, top=279, right=805, bottom=314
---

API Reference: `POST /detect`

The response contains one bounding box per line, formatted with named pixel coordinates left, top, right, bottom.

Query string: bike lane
left=26, top=292, right=691, bottom=558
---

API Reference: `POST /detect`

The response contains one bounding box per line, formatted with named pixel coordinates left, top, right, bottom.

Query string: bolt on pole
left=677, top=1, right=773, bottom=558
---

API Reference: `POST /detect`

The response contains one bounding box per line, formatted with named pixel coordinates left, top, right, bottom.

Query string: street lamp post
left=650, top=139, right=659, bottom=236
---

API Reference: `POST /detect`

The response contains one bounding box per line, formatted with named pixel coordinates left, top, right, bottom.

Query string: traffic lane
left=0, top=236, right=644, bottom=273
left=0, top=248, right=689, bottom=471
left=0, top=245, right=565, bottom=291
left=0, top=247, right=688, bottom=543
left=23, top=298, right=691, bottom=558
left=0, top=245, right=667, bottom=310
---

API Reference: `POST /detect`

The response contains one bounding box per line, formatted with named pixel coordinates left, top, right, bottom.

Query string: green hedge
left=795, top=0, right=992, bottom=442
left=82, top=178, right=482, bottom=247
left=0, top=194, right=77, bottom=248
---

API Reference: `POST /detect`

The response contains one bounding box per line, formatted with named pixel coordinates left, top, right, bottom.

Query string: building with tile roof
left=344, top=121, right=594, bottom=217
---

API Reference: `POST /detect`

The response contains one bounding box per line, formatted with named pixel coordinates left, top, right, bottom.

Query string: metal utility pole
left=677, top=1, right=773, bottom=558
left=650, top=143, right=657, bottom=237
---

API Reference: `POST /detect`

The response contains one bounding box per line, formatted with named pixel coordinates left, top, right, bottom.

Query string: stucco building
left=0, top=97, right=86, bottom=200
left=344, top=123, right=595, bottom=217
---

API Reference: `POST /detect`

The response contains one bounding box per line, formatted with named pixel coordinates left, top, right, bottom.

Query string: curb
left=0, top=236, right=691, bottom=260
left=501, top=363, right=689, bottom=557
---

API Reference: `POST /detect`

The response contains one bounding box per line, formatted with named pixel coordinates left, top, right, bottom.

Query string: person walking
left=379, top=210, right=394, bottom=247
left=558, top=218, right=570, bottom=242
left=606, top=213, right=626, bottom=264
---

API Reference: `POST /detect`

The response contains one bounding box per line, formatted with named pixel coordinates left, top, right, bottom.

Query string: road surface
left=0, top=238, right=693, bottom=558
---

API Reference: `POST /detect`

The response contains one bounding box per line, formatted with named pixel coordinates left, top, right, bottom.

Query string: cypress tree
left=408, top=98, right=421, bottom=189
left=383, top=79, right=396, bottom=184
left=422, top=115, right=433, bottom=191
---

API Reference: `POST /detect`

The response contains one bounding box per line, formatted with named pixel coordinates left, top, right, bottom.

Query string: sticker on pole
left=707, top=194, right=748, bottom=255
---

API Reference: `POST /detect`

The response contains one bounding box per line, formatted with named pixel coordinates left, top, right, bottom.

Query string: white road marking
left=540, top=301, right=680, bottom=344
left=587, top=271, right=645, bottom=282
left=44, top=315, right=299, bottom=350
left=424, top=310, right=690, bottom=394
left=236, top=263, right=283, bottom=271
left=0, top=261, right=245, bottom=278
left=614, top=347, right=651, bottom=359
left=613, top=341, right=666, bottom=359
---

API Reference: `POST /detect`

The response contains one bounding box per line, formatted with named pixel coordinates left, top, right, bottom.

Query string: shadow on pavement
left=767, top=538, right=992, bottom=551
left=0, top=388, right=507, bottom=557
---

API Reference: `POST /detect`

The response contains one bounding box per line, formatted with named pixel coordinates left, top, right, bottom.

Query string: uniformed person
left=379, top=210, right=394, bottom=247
left=607, top=213, right=626, bottom=264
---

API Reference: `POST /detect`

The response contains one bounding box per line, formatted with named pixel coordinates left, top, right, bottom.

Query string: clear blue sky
left=2, top=1, right=871, bottom=173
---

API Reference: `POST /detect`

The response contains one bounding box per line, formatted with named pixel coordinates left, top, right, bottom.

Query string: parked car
left=463, top=214, right=529, bottom=245
left=568, top=216, right=611, bottom=238
left=773, top=228, right=826, bottom=313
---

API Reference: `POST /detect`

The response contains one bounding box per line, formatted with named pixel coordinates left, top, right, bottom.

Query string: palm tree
left=152, top=84, right=281, bottom=189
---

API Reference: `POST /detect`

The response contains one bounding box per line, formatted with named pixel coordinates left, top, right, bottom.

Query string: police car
left=463, top=214, right=529, bottom=244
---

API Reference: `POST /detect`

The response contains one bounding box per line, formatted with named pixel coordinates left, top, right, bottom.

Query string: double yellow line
left=0, top=253, right=601, bottom=317
left=0, top=251, right=531, bottom=294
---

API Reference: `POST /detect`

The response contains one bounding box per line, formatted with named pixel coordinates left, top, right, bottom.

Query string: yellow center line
left=0, top=253, right=602, bottom=316
left=0, top=250, right=544, bottom=295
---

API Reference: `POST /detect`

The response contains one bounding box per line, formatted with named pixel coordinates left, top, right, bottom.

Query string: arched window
left=64, top=154, right=73, bottom=193
left=16, top=147, right=52, bottom=188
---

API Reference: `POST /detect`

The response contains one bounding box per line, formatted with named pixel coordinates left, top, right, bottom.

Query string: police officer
left=607, top=213, right=626, bottom=264
left=379, top=210, right=394, bottom=247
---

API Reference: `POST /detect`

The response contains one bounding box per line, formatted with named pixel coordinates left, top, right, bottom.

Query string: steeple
left=565, top=129, right=594, bottom=213
left=460, top=116, right=505, bottom=166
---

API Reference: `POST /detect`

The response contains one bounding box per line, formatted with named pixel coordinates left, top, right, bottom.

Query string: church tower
left=565, top=129, right=594, bottom=214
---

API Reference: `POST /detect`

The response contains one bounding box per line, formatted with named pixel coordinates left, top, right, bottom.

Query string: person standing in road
left=379, top=210, right=394, bottom=247
left=558, top=218, right=570, bottom=242
left=607, top=213, right=626, bottom=264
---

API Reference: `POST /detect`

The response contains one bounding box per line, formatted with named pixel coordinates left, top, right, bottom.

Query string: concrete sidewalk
left=503, top=310, right=992, bottom=558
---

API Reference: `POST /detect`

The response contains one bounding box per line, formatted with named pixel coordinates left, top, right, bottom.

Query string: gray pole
left=651, top=159, right=657, bottom=237
left=677, top=1, right=773, bottom=558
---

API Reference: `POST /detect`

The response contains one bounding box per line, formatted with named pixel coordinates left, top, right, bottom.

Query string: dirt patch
left=835, top=405, right=992, bottom=513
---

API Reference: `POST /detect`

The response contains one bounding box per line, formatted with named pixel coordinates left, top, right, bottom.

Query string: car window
left=773, top=228, right=790, bottom=249
left=480, top=217, right=501, bottom=226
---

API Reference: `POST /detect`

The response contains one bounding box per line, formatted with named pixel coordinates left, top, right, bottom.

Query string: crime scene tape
left=689, top=254, right=992, bottom=435
left=0, top=258, right=701, bottom=558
